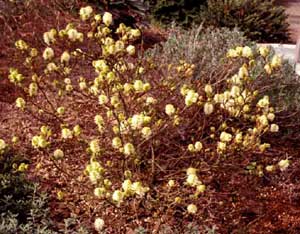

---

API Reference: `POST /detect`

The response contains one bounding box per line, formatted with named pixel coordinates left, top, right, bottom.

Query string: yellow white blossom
left=15, top=39, right=29, bottom=50
left=204, top=84, right=213, bottom=95
left=258, top=115, right=269, bottom=127
left=168, top=179, right=175, bottom=188
left=230, top=86, right=240, bottom=98
left=186, top=174, right=200, bottom=187
left=194, top=141, right=203, bottom=151
left=185, top=90, right=199, bottom=106
left=94, top=187, right=106, bottom=198
left=0, top=139, right=6, bottom=152
left=235, top=132, right=243, bottom=143
left=238, top=65, right=249, bottom=78
left=29, top=83, right=38, bottom=96
left=187, top=204, right=197, bottom=214
left=278, top=159, right=290, bottom=171
left=265, top=165, right=275, bottom=172
left=94, top=218, right=105, bottom=232
left=12, top=136, right=19, bottom=144
left=98, top=94, right=109, bottom=105
left=259, top=46, right=269, bottom=57
left=124, top=143, right=135, bottom=155
left=53, top=149, right=64, bottom=159
left=257, top=96, right=269, bottom=108
left=204, top=102, right=214, bottom=115
left=196, top=184, right=206, bottom=193
left=43, top=31, right=56, bottom=45
left=94, top=115, right=104, bottom=126
left=227, top=48, right=238, bottom=58
left=220, top=132, right=232, bottom=142
left=43, top=47, right=54, bottom=60
left=31, top=135, right=48, bottom=149
left=146, top=97, right=156, bottom=105
left=271, top=55, right=282, bottom=69
left=130, top=29, right=141, bottom=38
left=103, top=12, right=113, bottom=26
left=122, top=179, right=132, bottom=193
left=112, top=137, right=122, bottom=149
left=242, top=46, right=253, bottom=58
left=79, top=6, right=93, bottom=21
left=16, top=97, right=25, bottom=110
left=61, top=128, right=73, bottom=139
left=73, top=125, right=81, bottom=136
left=186, top=167, right=197, bottom=175
left=264, top=64, right=272, bottom=74
left=141, top=127, right=152, bottom=139
left=188, top=144, right=195, bottom=152
left=126, top=45, right=136, bottom=56
left=165, top=104, right=175, bottom=116
left=133, top=80, right=144, bottom=92
left=112, top=190, right=123, bottom=203
left=270, top=124, right=279, bottom=132
left=60, top=51, right=70, bottom=63
left=56, top=106, right=65, bottom=115
left=267, top=113, right=275, bottom=122
left=217, top=142, right=226, bottom=152
left=131, top=182, right=149, bottom=196
left=131, top=114, right=144, bottom=129
left=90, top=139, right=100, bottom=154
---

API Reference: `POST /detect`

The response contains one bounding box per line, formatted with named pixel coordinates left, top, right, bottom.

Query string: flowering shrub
left=7, top=5, right=290, bottom=232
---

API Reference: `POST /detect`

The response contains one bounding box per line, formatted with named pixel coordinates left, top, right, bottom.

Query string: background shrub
left=149, top=25, right=300, bottom=112
left=148, top=0, right=207, bottom=27
left=201, top=0, right=290, bottom=43
left=148, top=0, right=290, bottom=43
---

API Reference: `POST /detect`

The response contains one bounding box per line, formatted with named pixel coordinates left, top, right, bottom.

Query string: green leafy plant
left=201, top=0, right=290, bottom=43
left=148, top=0, right=206, bottom=27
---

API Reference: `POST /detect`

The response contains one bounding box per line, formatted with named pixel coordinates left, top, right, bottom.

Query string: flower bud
left=187, top=204, right=197, bottom=214
left=103, top=12, right=113, bottom=26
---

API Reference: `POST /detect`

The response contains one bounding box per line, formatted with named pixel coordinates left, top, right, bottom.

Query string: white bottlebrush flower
left=16, top=97, right=26, bottom=110
left=94, top=218, right=105, bottom=232
left=220, top=132, right=232, bottom=143
left=204, top=102, right=214, bottom=115
left=270, top=124, right=279, bottom=133
left=278, top=159, right=290, bottom=171
left=103, top=12, right=113, bottom=26
left=61, top=128, right=73, bottom=139
left=126, top=45, right=136, bottom=56
left=60, top=51, right=70, bottom=63
left=124, top=143, right=135, bottom=155
left=53, top=149, right=64, bottom=159
left=0, top=139, right=7, bottom=151
left=187, top=204, right=197, bottom=214
left=242, top=46, right=253, bottom=58
left=90, top=139, right=100, bottom=154
left=79, top=6, right=93, bottom=21
left=43, top=47, right=54, bottom=60
left=165, top=104, right=175, bottom=116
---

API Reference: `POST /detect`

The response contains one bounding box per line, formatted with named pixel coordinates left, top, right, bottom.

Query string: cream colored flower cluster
left=8, top=68, right=24, bottom=84
left=31, top=126, right=51, bottom=149
left=110, top=179, right=149, bottom=205
left=0, top=139, right=7, bottom=154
